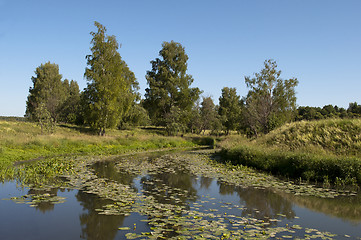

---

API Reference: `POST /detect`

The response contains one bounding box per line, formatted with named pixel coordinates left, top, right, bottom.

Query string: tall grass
left=219, top=119, right=361, bottom=187
left=260, top=119, right=361, bottom=156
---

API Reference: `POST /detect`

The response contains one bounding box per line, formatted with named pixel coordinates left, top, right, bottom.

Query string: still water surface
left=1, top=152, right=361, bottom=239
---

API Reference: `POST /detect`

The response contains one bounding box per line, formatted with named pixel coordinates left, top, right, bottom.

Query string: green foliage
left=5, top=157, right=74, bottom=185
left=347, top=102, right=361, bottom=117
left=218, top=87, right=242, bottom=134
left=26, top=62, right=67, bottom=123
left=200, top=96, right=219, bottom=133
left=83, top=21, right=139, bottom=135
left=119, top=104, right=150, bottom=129
left=187, top=101, right=202, bottom=134
left=244, top=59, right=298, bottom=136
left=220, top=145, right=361, bottom=187
left=34, top=103, right=54, bottom=134
left=58, top=79, right=81, bottom=124
left=143, top=41, right=201, bottom=127
left=191, top=136, right=215, bottom=147
left=25, top=62, right=82, bottom=128
left=164, top=106, right=184, bottom=136
left=296, top=105, right=349, bottom=121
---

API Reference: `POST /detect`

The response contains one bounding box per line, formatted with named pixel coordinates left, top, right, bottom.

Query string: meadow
left=0, top=119, right=198, bottom=171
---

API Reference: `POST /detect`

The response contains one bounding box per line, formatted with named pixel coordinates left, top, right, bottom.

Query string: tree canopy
left=200, top=96, right=220, bottom=134
left=26, top=62, right=66, bottom=123
left=143, top=41, right=201, bottom=128
left=25, top=24, right=361, bottom=138
left=83, top=21, right=139, bottom=135
left=244, top=59, right=298, bottom=136
left=218, top=87, right=242, bottom=135
left=58, top=79, right=81, bottom=124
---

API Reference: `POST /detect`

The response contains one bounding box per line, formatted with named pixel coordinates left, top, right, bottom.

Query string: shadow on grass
left=58, top=124, right=97, bottom=135
left=140, top=126, right=167, bottom=136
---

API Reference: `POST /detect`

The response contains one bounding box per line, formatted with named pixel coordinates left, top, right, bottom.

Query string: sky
left=0, top=0, right=361, bottom=116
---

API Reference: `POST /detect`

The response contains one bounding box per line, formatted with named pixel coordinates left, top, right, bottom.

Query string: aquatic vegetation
left=6, top=193, right=66, bottom=207
left=3, top=150, right=360, bottom=239
left=0, top=156, right=74, bottom=186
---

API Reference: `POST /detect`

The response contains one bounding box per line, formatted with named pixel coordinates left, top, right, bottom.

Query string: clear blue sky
left=1, top=0, right=360, bottom=116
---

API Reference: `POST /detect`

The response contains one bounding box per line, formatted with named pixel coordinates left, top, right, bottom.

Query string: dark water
left=1, top=153, right=361, bottom=239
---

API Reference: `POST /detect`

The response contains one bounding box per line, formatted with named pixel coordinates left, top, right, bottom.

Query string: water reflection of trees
left=217, top=179, right=361, bottom=225
left=78, top=161, right=138, bottom=240
left=139, top=167, right=199, bottom=239
left=281, top=192, right=361, bottom=224
left=217, top=181, right=296, bottom=221
left=199, top=176, right=212, bottom=190
left=140, top=168, right=199, bottom=206
left=92, top=161, right=137, bottom=191
left=76, top=191, right=125, bottom=240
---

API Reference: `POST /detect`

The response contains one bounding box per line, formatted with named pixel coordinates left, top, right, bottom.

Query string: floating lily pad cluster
left=6, top=193, right=66, bottom=207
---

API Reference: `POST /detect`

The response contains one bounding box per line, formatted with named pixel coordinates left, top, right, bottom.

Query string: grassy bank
left=0, top=120, right=200, bottom=170
left=219, top=119, right=361, bottom=188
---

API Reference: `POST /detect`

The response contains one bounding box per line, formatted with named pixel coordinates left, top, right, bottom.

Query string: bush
left=219, top=145, right=361, bottom=186
left=191, top=137, right=215, bottom=147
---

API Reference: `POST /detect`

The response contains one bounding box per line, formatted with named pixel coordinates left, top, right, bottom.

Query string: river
left=1, top=150, right=360, bottom=239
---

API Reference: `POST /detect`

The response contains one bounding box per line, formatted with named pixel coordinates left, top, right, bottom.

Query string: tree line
left=25, top=22, right=361, bottom=136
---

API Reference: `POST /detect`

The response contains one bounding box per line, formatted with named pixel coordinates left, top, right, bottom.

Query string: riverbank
left=3, top=118, right=361, bottom=190
left=0, top=120, right=202, bottom=171
left=218, top=119, right=361, bottom=189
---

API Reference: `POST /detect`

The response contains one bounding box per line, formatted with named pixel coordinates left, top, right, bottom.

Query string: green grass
left=0, top=120, right=200, bottom=170
left=260, top=119, right=361, bottom=156
left=218, top=119, right=361, bottom=188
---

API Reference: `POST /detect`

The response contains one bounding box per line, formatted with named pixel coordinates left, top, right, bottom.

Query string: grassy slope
left=0, top=120, right=196, bottom=169
left=219, top=119, right=361, bottom=186
left=260, top=119, right=361, bottom=156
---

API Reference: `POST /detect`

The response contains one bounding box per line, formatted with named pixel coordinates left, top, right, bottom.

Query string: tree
left=200, top=96, right=218, bottom=134
left=188, top=100, right=202, bottom=134
left=164, top=106, right=184, bottom=136
left=83, top=21, right=139, bottom=135
left=34, top=102, right=54, bottom=134
left=244, top=59, right=298, bottom=136
left=58, top=79, right=81, bottom=124
left=218, top=87, right=242, bottom=135
left=296, top=105, right=349, bottom=121
left=296, top=106, right=323, bottom=121
left=348, top=102, right=361, bottom=117
left=143, top=41, right=201, bottom=127
left=118, top=104, right=150, bottom=129
left=26, top=62, right=66, bottom=123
